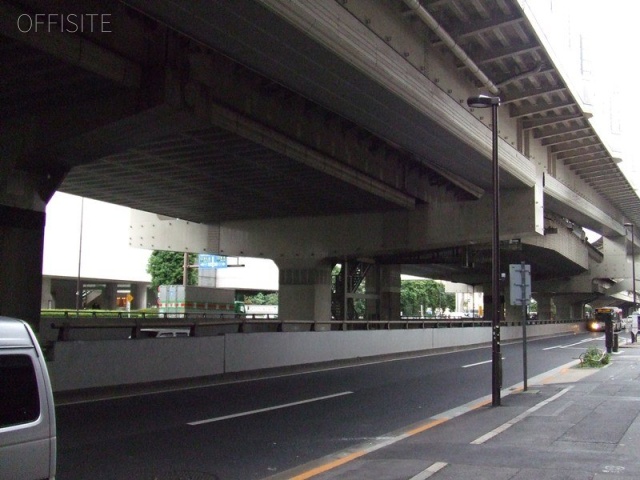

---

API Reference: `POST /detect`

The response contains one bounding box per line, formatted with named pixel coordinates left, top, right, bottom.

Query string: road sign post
left=510, top=262, right=531, bottom=390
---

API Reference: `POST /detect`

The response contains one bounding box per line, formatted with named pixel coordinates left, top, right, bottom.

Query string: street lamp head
left=624, top=222, right=633, bottom=228
left=467, top=94, right=501, bottom=108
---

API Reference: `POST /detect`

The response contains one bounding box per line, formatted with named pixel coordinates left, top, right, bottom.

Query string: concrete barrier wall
left=225, top=329, right=434, bottom=372
left=48, top=323, right=581, bottom=392
left=49, top=336, right=226, bottom=392
left=502, top=322, right=581, bottom=340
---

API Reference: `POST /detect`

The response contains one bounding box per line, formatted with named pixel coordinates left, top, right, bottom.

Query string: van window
left=0, top=354, right=40, bottom=428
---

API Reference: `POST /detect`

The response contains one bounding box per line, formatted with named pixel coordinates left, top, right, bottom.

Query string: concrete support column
left=277, top=261, right=332, bottom=330
left=198, top=267, right=218, bottom=287
left=365, top=266, right=380, bottom=320
left=131, top=283, right=148, bottom=310
left=103, top=282, right=118, bottom=310
left=378, top=264, right=401, bottom=321
left=554, top=299, right=571, bottom=322
left=41, top=276, right=54, bottom=309
left=0, top=205, right=46, bottom=331
left=535, top=293, right=553, bottom=321
left=552, top=295, right=585, bottom=322
left=481, top=283, right=493, bottom=321
left=573, top=301, right=586, bottom=321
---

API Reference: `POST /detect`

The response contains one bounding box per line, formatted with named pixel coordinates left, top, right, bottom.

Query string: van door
left=0, top=351, right=56, bottom=479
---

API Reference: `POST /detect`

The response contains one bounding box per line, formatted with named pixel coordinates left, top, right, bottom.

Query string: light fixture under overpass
left=467, top=94, right=502, bottom=406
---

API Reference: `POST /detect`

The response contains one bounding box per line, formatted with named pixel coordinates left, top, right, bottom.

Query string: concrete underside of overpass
left=1, top=0, right=639, bottom=328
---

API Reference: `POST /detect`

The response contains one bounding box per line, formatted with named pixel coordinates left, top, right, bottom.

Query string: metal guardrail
left=42, top=311, right=576, bottom=340
left=45, top=311, right=275, bottom=340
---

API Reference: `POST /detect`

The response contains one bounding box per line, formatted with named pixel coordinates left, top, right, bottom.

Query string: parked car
left=0, top=317, right=56, bottom=480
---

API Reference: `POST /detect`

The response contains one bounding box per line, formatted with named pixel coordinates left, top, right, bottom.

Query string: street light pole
left=468, top=94, right=502, bottom=406
left=75, top=197, right=85, bottom=315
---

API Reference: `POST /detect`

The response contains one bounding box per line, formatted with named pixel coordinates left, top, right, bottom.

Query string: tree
left=400, top=279, right=454, bottom=317
left=147, top=251, right=198, bottom=289
left=244, top=292, right=279, bottom=305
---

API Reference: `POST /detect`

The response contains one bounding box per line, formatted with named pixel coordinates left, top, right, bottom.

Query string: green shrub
left=579, top=346, right=610, bottom=368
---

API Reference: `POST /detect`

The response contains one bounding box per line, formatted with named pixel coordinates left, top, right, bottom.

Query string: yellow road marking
left=405, top=417, right=449, bottom=436
left=289, top=450, right=368, bottom=480
left=466, top=398, right=491, bottom=410
left=292, top=417, right=451, bottom=479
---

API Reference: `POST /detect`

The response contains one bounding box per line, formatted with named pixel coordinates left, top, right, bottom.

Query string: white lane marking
left=268, top=359, right=581, bottom=479
left=470, top=386, right=573, bottom=444
left=188, top=391, right=353, bottom=426
left=462, top=357, right=505, bottom=368
left=462, top=360, right=491, bottom=368
left=409, top=461, right=448, bottom=479
left=543, top=337, right=602, bottom=350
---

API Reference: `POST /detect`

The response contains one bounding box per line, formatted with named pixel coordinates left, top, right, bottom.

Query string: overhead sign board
left=509, top=263, right=531, bottom=305
left=198, top=254, right=227, bottom=269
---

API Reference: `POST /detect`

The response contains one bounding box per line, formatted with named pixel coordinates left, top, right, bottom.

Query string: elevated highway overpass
left=2, top=0, right=639, bottom=330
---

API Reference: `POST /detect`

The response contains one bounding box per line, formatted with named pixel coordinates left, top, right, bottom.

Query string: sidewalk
left=268, top=342, right=640, bottom=480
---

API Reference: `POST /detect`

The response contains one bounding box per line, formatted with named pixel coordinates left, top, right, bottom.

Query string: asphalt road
left=55, top=332, right=606, bottom=479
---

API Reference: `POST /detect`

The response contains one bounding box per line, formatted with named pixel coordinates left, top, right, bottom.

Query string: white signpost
left=510, top=262, right=531, bottom=390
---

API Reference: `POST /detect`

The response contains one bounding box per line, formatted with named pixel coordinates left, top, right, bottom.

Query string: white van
left=0, top=317, right=56, bottom=479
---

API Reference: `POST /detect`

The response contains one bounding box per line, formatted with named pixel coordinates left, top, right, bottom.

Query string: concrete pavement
left=267, top=339, right=640, bottom=480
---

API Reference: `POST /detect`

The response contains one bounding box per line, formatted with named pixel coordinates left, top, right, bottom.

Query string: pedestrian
left=631, top=313, right=639, bottom=343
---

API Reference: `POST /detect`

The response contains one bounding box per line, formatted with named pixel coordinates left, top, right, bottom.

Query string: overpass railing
left=42, top=310, right=575, bottom=341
